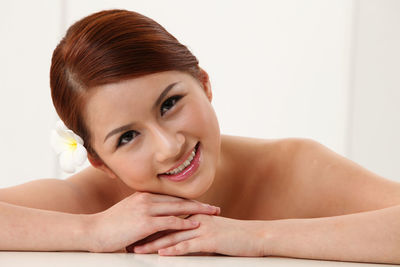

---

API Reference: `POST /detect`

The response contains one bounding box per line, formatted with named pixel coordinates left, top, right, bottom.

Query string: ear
left=199, top=68, right=212, bottom=102
left=88, top=153, right=118, bottom=179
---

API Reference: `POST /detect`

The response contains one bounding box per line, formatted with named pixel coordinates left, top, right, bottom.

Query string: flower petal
left=56, top=128, right=75, bottom=141
left=73, top=132, right=84, bottom=145
left=52, top=120, right=87, bottom=173
left=55, top=121, right=69, bottom=139
left=59, top=151, right=76, bottom=173
left=50, top=129, right=69, bottom=154
left=55, top=120, right=68, bottom=131
left=54, top=120, right=73, bottom=140
left=73, top=143, right=87, bottom=166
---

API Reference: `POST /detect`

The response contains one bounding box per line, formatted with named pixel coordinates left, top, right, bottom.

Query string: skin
left=78, top=69, right=400, bottom=259
left=2, top=69, right=398, bottom=260
left=85, top=70, right=220, bottom=200
left=83, top=70, right=288, bottom=220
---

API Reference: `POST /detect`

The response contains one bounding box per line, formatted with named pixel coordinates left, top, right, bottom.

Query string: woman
left=1, top=9, right=399, bottom=263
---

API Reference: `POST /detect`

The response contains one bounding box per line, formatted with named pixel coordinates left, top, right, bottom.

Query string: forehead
left=84, top=71, right=197, bottom=142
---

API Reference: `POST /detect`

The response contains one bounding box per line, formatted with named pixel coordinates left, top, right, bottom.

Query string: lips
left=158, top=142, right=201, bottom=182
left=161, top=142, right=199, bottom=174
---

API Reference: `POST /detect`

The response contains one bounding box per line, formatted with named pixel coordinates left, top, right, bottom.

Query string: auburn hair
left=50, top=9, right=203, bottom=157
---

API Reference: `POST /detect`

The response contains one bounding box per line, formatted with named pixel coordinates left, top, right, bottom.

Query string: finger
left=153, top=216, right=200, bottom=233
left=215, top=207, right=221, bottom=215
left=126, top=229, right=177, bottom=253
left=134, top=229, right=199, bottom=254
left=137, top=192, right=185, bottom=203
left=134, top=229, right=177, bottom=246
left=141, top=192, right=213, bottom=206
left=129, top=216, right=200, bottom=252
left=158, top=237, right=209, bottom=256
left=150, top=201, right=219, bottom=216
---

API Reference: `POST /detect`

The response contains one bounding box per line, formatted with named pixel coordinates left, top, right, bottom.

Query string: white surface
left=0, top=252, right=397, bottom=267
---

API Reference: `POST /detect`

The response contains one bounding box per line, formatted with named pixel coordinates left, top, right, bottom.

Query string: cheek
left=109, top=155, right=155, bottom=190
left=181, top=101, right=219, bottom=136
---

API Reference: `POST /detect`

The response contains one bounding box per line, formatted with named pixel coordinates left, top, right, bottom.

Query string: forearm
left=264, top=205, right=400, bottom=264
left=0, top=201, right=93, bottom=252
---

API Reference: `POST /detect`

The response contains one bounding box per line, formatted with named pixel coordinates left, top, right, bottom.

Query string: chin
left=177, top=188, right=206, bottom=199
left=174, top=174, right=215, bottom=199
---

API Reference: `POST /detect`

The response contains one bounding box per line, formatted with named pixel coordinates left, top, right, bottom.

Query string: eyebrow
left=103, top=81, right=180, bottom=143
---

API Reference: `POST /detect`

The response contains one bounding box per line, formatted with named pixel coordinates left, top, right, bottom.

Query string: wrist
left=258, top=220, right=278, bottom=256
left=259, top=219, right=294, bottom=257
left=72, top=213, right=101, bottom=253
left=82, top=213, right=103, bottom=253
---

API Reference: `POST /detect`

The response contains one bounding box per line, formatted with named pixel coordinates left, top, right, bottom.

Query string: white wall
left=0, top=0, right=399, bottom=187
left=349, top=0, right=400, bottom=181
left=0, top=0, right=61, bottom=187
left=65, top=0, right=353, bottom=154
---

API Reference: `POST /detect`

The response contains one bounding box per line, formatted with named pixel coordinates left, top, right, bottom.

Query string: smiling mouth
left=159, top=142, right=200, bottom=176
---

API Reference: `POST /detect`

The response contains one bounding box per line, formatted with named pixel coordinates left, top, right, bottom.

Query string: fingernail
left=203, top=204, right=218, bottom=211
left=191, top=220, right=200, bottom=226
left=211, top=206, right=220, bottom=211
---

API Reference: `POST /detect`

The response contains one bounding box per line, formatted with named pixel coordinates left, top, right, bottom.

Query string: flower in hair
left=50, top=120, right=87, bottom=173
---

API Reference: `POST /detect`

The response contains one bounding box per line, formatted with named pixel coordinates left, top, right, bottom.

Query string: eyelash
left=160, top=95, right=183, bottom=116
left=116, top=95, right=183, bottom=148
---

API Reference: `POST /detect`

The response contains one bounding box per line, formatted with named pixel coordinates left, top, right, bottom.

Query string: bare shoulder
left=220, top=135, right=305, bottom=171
left=221, top=136, right=400, bottom=219
left=66, top=166, right=135, bottom=212
left=220, top=135, right=300, bottom=173
left=272, top=138, right=400, bottom=217
left=0, top=166, right=134, bottom=214
left=217, top=135, right=312, bottom=219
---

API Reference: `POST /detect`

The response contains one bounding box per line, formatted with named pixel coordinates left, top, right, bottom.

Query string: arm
left=0, top=167, right=220, bottom=252
left=0, top=167, right=119, bottom=251
left=0, top=201, right=91, bottom=251
left=0, top=167, right=109, bottom=251
left=0, top=167, right=125, bottom=214
left=0, top=192, right=219, bottom=253
left=264, top=204, right=400, bottom=264
left=131, top=208, right=400, bottom=264
left=262, top=139, right=400, bottom=263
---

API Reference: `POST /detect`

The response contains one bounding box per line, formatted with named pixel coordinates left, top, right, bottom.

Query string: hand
left=87, top=192, right=220, bottom=253
left=132, top=214, right=266, bottom=256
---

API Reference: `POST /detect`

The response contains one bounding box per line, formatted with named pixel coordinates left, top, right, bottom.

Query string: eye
left=117, top=130, right=139, bottom=148
left=160, top=95, right=183, bottom=116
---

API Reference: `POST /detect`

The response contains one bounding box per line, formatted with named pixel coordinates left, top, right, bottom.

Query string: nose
left=151, top=125, right=185, bottom=163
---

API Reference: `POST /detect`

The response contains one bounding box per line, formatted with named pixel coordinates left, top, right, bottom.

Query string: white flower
left=50, top=120, right=87, bottom=173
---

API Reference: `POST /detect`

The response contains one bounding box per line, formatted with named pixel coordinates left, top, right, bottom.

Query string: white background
left=0, top=0, right=399, bottom=187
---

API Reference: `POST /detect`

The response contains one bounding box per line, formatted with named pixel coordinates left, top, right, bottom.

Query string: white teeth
left=165, top=146, right=197, bottom=175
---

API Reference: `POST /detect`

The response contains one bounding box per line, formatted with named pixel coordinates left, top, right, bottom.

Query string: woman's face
left=85, top=70, right=221, bottom=199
